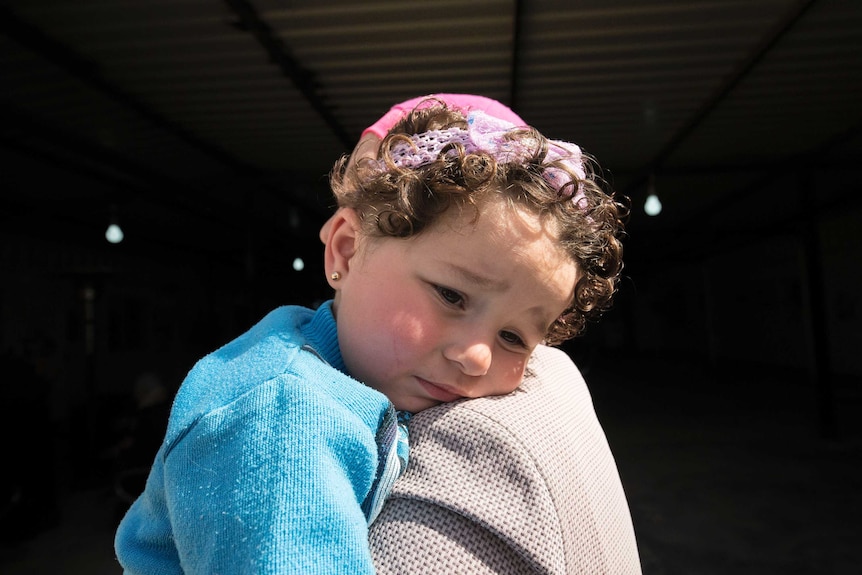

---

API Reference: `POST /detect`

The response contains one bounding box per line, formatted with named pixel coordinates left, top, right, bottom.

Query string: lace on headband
left=386, top=111, right=588, bottom=210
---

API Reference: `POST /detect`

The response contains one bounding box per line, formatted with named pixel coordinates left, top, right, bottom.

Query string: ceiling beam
left=0, top=104, right=238, bottom=231
left=0, top=5, right=331, bottom=226
left=508, top=0, right=526, bottom=112
left=224, top=0, right=353, bottom=149
left=680, top=119, right=862, bottom=233
left=625, top=0, right=821, bottom=198
left=0, top=5, right=259, bottom=180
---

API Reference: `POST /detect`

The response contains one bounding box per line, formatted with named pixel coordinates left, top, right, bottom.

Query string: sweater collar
left=301, top=300, right=347, bottom=374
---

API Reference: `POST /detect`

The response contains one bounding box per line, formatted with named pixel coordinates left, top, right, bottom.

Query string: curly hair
left=329, top=102, right=627, bottom=344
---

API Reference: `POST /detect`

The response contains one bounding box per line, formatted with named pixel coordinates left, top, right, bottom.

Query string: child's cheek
left=386, top=309, right=430, bottom=367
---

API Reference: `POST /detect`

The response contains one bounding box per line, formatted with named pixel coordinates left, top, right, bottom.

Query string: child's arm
left=169, top=382, right=376, bottom=572
left=118, top=374, right=381, bottom=575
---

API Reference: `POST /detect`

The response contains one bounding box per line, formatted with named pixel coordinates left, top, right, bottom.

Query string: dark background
left=2, top=1, right=860, bottom=573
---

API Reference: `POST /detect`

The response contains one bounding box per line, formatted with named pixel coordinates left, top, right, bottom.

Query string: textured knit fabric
left=369, top=344, right=642, bottom=574
left=363, top=405, right=411, bottom=525
left=362, top=93, right=526, bottom=139
left=115, top=301, right=396, bottom=575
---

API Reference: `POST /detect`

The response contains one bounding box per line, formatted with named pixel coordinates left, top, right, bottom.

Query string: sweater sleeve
left=173, top=376, right=378, bottom=574
left=117, top=373, right=381, bottom=575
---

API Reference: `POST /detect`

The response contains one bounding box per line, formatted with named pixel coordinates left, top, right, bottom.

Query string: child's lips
left=417, top=378, right=464, bottom=403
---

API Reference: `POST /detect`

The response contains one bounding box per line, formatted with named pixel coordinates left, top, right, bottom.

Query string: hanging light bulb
left=105, top=223, right=124, bottom=243
left=106, top=204, right=124, bottom=243
left=644, top=194, right=662, bottom=216
left=644, top=174, right=662, bottom=216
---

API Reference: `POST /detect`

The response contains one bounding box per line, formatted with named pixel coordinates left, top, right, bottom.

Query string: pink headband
left=385, top=110, right=588, bottom=209
left=363, top=93, right=525, bottom=139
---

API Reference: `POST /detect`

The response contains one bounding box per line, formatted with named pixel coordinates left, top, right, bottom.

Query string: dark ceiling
left=2, top=0, right=861, bottom=296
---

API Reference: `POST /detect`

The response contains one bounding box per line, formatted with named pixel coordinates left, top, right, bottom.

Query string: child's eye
left=435, top=286, right=464, bottom=307
left=499, top=330, right=526, bottom=348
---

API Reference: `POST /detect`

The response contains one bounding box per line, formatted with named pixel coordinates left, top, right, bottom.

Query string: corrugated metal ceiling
left=2, top=0, right=861, bottom=284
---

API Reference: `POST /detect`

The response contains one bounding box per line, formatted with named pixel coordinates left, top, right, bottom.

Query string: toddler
left=114, top=94, right=625, bottom=574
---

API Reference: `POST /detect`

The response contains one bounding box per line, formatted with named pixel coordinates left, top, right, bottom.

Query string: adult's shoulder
left=370, top=344, right=642, bottom=574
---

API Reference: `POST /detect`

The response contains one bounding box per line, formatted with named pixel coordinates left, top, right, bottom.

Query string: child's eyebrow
left=447, top=263, right=552, bottom=336
left=444, top=263, right=508, bottom=291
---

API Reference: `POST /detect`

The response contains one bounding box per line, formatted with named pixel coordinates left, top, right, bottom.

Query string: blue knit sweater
left=115, top=302, right=395, bottom=574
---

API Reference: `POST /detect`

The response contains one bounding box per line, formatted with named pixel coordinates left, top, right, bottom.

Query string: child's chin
left=397, top=398, right=439, bottom=414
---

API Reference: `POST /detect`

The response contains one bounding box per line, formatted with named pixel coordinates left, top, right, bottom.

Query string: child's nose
left=444, top=340, right=492, bottom=377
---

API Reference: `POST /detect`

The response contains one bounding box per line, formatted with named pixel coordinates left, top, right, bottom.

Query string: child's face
left=329, top=200, right=578, bottom=413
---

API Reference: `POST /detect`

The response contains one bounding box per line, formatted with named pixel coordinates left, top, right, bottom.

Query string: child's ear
left=324, top=208, right=362, bottom=288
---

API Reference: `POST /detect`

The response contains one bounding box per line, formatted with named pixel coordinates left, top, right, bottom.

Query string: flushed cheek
left=382, top=310, right=435, bottom=369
